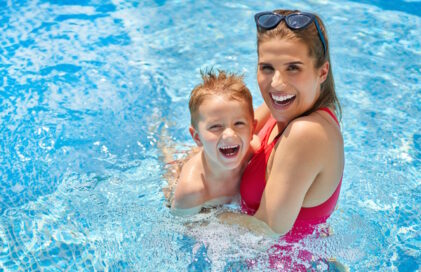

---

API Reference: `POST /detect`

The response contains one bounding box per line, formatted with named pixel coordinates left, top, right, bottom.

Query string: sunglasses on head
left=254, top=11, right=327, bottom=56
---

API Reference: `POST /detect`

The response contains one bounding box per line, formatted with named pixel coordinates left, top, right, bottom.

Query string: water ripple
left=0, top=0, right=420, bottom=270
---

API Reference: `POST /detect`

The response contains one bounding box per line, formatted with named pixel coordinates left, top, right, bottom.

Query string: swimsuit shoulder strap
left=318, top=107, right=339, bottom=126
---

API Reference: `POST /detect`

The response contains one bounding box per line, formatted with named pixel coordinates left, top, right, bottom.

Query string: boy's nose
left=222, top=127, right=236, bottom=138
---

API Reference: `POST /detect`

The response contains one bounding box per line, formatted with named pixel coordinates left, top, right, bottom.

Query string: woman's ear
left=189, top=126, right=202, bottom=146
left=319, top=61, right=329, bottom=84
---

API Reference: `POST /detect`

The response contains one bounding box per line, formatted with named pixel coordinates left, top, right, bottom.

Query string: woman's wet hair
left=257, top=9, right=341, bottom=119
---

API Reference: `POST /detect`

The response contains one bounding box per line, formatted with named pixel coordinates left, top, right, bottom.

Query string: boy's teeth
left=220, top=145, right=239, bottom=150
left=219, top=145, right=240, bottom=156
left=271, top=93, right=295, bottom=102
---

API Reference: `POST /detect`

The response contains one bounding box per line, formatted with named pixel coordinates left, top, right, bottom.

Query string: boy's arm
left=243, top=134, right=261, bottom=163
left=250, top=134, right=261, bottom=153
left=171, top=153, right=205, bottom=214
left=254, top=103, right=271, bottom=133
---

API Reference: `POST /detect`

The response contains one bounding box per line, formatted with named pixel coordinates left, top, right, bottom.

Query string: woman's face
left=257, top=38, right=328, bottom=125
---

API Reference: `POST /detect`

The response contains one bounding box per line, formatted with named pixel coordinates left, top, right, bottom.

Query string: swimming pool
left=0, top=0, right=420, bottom=270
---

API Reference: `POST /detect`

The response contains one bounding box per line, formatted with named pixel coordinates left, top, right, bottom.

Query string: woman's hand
left=217, top=211, right=281, bottom=238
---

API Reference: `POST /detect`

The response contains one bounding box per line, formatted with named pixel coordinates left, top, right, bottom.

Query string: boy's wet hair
left=189, top=69, right=254, bottom=128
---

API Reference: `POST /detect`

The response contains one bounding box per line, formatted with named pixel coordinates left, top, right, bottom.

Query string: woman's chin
left=270, top=96, right=295, bottom=111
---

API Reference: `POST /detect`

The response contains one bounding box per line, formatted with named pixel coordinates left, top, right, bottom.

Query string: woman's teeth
left=271, top=93, right=295, bottom=105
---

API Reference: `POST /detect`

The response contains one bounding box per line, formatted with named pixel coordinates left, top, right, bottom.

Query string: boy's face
left=190, top=94, right=254, bottom=170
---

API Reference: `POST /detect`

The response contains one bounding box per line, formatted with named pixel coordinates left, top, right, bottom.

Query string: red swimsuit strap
left=318, top=107, right=339, bottom=125
left=260, top=117, right=278, bottom=146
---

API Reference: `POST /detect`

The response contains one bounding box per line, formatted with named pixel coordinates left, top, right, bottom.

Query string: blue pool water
left=0, top=0, right=420, bottom=271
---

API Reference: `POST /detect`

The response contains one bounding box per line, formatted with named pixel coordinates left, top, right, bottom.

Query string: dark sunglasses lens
left=286, top=14, right=312, bottom=29
left=258, top=14, right=281, bottom=29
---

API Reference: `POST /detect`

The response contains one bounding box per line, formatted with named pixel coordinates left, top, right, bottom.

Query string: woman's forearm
left=217, top=211, right=281, bottom=238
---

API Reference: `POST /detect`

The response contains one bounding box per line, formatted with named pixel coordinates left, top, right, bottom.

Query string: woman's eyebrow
left=258, top=61, right=304, bottom=66
left=284, top=61, right=304, bottom=66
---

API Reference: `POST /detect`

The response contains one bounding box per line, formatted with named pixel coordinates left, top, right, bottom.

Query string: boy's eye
left=209, top=124, right=222, bottom=130
left=235, top=121, right=246, bottom=126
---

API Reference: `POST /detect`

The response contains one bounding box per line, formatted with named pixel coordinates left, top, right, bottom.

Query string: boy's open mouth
left=218, top=145, right=240, bottom=158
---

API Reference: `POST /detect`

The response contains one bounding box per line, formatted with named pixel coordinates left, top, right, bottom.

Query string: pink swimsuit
left=240, top=107, right=342, bottom=239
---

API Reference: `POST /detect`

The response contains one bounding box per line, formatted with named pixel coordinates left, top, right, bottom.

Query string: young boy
left=171, top=70, right=259, bottom=215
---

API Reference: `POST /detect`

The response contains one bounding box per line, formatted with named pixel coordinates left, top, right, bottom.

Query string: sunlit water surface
left=0, top=0, right=420, bottom=271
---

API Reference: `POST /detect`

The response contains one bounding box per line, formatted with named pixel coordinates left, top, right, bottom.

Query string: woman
left=220, top=9, right=344, bottom=238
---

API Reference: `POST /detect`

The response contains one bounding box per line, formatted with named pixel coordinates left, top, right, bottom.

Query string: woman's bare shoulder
left=283, top=111, right=341, bottom=146
left=283, top=116, right=328, bottom=145
left=273, top=112, right=341, bottom=167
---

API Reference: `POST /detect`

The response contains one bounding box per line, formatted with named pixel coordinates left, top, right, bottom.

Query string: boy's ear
left=189, top=126, right=202, bottom=146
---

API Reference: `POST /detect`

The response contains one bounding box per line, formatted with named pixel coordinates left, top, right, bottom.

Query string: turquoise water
left=0, top=0, right=420, bottom=271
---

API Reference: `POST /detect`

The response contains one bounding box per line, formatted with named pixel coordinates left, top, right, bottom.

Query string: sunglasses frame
left=254, top=11, right=327, bottom=56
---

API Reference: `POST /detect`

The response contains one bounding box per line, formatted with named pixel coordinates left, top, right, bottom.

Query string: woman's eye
left=287, top=64, right=300, bottom=71
left=260, top=64, right=274, bottom=73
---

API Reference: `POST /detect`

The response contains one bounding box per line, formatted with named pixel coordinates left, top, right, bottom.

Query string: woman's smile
left=270, top=92, right=296, bottom=109
left=257, top=38, right=324, bottom=123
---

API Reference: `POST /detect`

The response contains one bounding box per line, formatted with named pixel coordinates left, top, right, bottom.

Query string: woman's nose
left=271, top=71, right=286, bottom=90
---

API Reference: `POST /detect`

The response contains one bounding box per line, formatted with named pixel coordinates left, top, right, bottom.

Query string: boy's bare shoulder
left=172, top=151, right=207, bottom=210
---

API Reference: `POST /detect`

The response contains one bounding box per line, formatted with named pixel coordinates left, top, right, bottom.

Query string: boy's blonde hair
left=189, top=69, right=254, bottom=128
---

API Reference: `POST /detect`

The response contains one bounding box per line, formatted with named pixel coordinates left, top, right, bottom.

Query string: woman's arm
left=254, top=120, right=326, bottom=233
left=220, top=119, right=328, bottom=235
left=218, top=211, right=280, bottom=238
